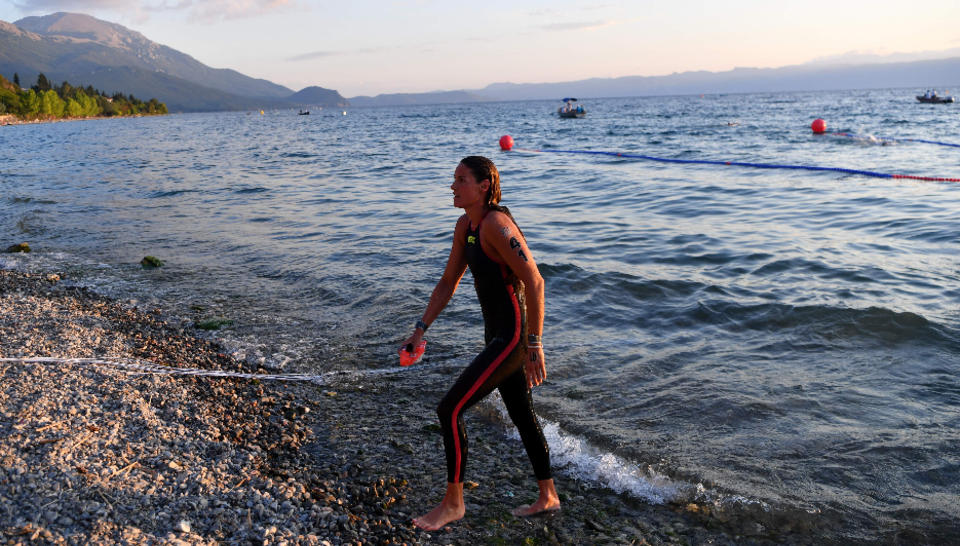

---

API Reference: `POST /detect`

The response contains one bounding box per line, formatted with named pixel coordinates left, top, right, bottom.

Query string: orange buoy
left=811, top=118, right=827, bottom=134
left=399, top=340, right=426, bottom=367
left=499, top=135, right=514, bottom=151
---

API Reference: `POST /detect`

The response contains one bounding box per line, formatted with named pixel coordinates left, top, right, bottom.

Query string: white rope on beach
left=0, top=357, right=406, bottom=384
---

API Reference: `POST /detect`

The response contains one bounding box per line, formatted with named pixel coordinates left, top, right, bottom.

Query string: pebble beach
left=0, top=267, right=798, bottom=545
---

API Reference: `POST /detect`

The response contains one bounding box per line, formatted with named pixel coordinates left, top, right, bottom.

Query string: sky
left=2, top=0, right=959, bottom=97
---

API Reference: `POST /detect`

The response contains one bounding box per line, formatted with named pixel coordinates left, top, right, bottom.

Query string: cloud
left=14, top=0, right=296, bottom=22
left=581, top=3, right=616, bottom=11
left=286, top=50, right=337, bottom=61
left=526, top=8, right=558, bottom=18
left=807, top=47, right=960, bottom=66
left=286, top=47, right=383, bottom=62
left=540, top=20, right=610, bottom=32
left=14, top=0, right=131, bottom=11
left=528, top=4, right=616, bottom=19
left=13, top=0, right=154, bottom=23
left=538, top=15, right=643, bottom=34
left=176, top=0, right=296, bottom=22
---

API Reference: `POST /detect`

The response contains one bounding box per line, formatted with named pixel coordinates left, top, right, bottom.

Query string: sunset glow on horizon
left=3, top=1, right=958, bottom=96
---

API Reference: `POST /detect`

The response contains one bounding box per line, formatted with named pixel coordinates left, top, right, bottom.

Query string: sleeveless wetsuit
left=436, top=213, right=552, bottom=484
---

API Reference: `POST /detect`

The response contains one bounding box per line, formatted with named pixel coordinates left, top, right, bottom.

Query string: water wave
left=7, top=196, right=57, bottom=204
left=148, top=189, right=203, bottom=198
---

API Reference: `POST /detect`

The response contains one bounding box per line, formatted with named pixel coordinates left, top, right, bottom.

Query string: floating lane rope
left=829, top=132, right=960, bottom=149
left=498, top=136, right=960, bottom=183
left=0, top=356, right=407, bottom=383
left=813, top=118, right=960, bottom=148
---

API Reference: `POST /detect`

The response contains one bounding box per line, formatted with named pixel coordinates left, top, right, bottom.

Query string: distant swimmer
left=727, top=120, right=740, bottom=127
left=400, top=156, right=559, bottom=531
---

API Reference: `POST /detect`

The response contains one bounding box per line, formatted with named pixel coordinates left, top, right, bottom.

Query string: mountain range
left=1, top=12, right=959, bottom=111
left=475, top=57, right=960, bottom=101
left=0, top=12, right=347, bottom=111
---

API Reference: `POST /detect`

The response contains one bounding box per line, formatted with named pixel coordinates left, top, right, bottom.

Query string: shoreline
left=0, top=113, right=162, bottom=127
left=0, top=267, right=786, bottom=544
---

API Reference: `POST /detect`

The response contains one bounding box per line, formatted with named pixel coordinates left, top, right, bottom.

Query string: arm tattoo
left=509, top=236, right=528, bottom=262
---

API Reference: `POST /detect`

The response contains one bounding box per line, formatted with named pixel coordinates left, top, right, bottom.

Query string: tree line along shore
left=0, top=72, right=167, bottom=124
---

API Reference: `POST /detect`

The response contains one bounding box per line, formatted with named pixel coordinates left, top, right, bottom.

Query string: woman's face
left=451, top=163, right=488, bottom=209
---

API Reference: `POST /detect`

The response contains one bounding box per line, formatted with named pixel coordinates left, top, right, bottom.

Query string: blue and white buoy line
left=829, top=132, right=960, bottom=149
left=498, top=136, right=960, bottom=183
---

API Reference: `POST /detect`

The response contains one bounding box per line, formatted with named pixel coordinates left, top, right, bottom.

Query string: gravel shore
left=0, top=268, right=788, bottom=545
left=0, top=114, right=150, bottom=126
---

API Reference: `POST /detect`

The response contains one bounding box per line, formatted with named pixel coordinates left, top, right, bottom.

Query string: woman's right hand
left=400, top=330, right=424, bottom=354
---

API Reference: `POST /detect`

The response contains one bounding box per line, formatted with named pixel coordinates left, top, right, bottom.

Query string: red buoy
left=499, top=135, right=514, bottom=151
left=811, top=118, right=827, bottom=134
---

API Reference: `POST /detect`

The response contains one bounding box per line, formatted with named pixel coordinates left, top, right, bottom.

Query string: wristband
left=528, top=334, right=541, bottom=344
left=416, top=319, right=429, bottom=332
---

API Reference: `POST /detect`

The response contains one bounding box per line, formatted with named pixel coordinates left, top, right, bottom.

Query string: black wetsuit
left=436, top=214, right=552, bottom=484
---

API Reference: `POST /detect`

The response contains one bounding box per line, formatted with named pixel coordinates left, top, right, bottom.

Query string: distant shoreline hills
left=476, top=56, right=960, bottom=102
left=3, top=12, right=959, bottom=112
left=352, top=54, right=960, bottom=106
left=0, top=12, right=347, bottom=113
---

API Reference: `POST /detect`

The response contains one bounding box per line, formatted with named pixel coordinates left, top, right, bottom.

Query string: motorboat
left=557, top=97, right=586, bottom=118
left=916, top=90, right=955, bottom=103
left=298, top=109, right=310, bottom=115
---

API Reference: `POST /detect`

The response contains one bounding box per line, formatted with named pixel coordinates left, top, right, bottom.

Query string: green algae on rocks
left=140, top=256, right=164, bottom=268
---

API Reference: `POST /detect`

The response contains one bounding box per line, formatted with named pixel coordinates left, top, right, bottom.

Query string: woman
left=401, top=156, right=560, bottom=531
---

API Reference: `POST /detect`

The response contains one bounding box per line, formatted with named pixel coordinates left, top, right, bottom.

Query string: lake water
left=2, top=89, right=959, bottom=542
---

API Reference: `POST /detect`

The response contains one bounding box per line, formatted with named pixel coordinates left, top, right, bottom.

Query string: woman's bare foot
left=413, top=502, right=466, bottom=530
left=413, top=482, right=465, bottom=531
left=512, top=501, right=561, bottom=517
left=511, top=478, right=561, bottom=517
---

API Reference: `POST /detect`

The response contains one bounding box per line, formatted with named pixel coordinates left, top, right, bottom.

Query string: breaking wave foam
left=486, top=393, right=696, bottom=505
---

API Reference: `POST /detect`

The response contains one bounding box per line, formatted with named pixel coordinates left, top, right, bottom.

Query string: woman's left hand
left=525, top=347, right=546, bottom=388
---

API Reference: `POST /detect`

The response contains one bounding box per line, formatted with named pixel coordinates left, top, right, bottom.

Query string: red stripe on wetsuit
left=449, top=282, right=521, bottom=482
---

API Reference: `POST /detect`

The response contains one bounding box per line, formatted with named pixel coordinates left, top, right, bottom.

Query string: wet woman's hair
left=459, top=155, right=522, bottom=235
left=459, top=155, right=501, bottom=207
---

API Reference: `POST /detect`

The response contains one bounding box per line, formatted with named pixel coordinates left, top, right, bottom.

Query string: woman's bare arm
left=402, top=215, right=470, bottom=350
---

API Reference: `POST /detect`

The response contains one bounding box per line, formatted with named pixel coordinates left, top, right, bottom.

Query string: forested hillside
left=0, top=72, right=166, bottom=122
